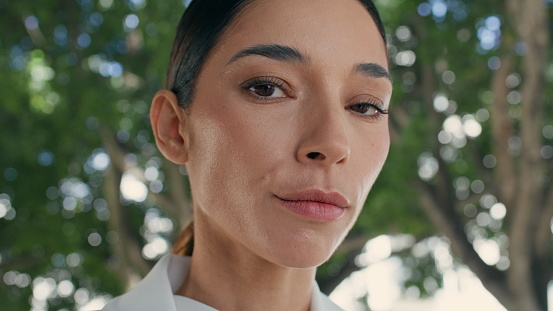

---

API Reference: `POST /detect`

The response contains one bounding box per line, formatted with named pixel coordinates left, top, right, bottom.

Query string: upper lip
left=276, top=189, right=349, bottom=208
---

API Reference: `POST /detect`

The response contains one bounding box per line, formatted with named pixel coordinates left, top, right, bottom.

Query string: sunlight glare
left=120, top=173, right=148, bottom=202
left=474, top=239, right=500, bottom=265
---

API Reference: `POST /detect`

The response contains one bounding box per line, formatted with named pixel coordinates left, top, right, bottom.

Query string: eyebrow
left=227, top=44, right=393, bottom=83
left=354, top=63, right=393, bottom=83
left=227, top=44, right=307, bottom=64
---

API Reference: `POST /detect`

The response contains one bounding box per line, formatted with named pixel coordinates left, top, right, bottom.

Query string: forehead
left=211, top=0, right=388, bottom=68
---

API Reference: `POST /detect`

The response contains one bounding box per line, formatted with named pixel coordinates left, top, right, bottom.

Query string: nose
left=296, top=103, right=350, bottom=167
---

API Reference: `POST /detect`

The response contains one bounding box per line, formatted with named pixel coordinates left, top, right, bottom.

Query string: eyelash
left=240, top=76, right=388, bottom=119
left=347, top=101, right=389, bottom=120
left=240, top=77, right=289, bottom=100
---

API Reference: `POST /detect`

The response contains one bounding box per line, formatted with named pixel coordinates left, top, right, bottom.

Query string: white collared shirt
left=101, top=254, right=343, bottom=311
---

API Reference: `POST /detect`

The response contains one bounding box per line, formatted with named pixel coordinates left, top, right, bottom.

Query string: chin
left=261, top=231, right=342, bottom=269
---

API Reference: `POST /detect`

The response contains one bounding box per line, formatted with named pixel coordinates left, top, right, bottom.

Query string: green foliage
left=0, top=0, right=184, bottom=309
left=1, top=0, right=552, bottom=310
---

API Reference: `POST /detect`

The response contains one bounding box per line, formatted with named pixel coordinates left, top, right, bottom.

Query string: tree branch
left=163, top=159, right=193, bottom=227
left=464, top=139, right=494, bottom=191
left=99, top=126, right=140, bottom=179
left=99, top=126, right=187, bottom=226
left=0, top=255, right=42, bottom=274
left=410, top=14, right=517, bottom=308
left=490, top=53, right=516, bottom=208
left=535, top=180, right=553, bottom=278
left=454, top=191, right=486, bottom=211
left=104, top=165, right=151, bottom=290
left=418, top=181, right=514, bottom=310
left=317, top=243, right=365, bottom=295
left=336, top=235, right=369, bottom=255
left=389, top=102, right=411, bottom=143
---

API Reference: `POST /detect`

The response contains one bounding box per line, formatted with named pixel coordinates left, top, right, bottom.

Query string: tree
left=1, top=1, right=186, bottom=309
left=0, top=0, right=551, bottom=310
left=319, top=1, right=552, bottom=310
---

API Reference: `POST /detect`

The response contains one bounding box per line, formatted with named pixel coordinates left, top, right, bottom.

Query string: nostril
left=307, top=152, right=321, bottom=159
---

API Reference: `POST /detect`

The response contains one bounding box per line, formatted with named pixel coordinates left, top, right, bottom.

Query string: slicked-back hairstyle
left=167, top=0, right=387, bottom=256
left=166, top=0, right=386, bottom=110
left=166, top=0, right=253, bottom=109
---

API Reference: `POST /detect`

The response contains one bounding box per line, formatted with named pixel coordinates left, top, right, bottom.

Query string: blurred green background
left=0, top=0, right=552, bottom=310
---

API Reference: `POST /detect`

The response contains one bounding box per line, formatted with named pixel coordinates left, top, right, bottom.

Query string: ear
left=150, top=90, right=189, bottom=164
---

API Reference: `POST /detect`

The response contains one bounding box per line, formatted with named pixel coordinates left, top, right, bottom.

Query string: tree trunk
left=490, top=53, right=516, bottom=208
left=104, top=164, right=151, bottom=290
left=505, top=0, right=550, bottom=309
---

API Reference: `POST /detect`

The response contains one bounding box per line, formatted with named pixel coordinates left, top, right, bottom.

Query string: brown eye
left=350, top=103, right=377, bottom=115
left=252, top=84, right=277, bottom=97
left=242, top=77, right=288, bottom=100
left=348, top=103, right=388, bottom=118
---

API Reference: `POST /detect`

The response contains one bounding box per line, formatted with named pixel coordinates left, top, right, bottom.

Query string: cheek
left=184, top=97, right=293, bottom=208
left=186, top=114, right=258, bottom=236
left=184, top=101, right=298, bottom=250
left=193, top=101, right=295, bottom=170
left=353, top=127, right=390, bottom=198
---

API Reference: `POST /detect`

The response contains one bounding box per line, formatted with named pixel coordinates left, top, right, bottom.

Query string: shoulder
left=311, top=282, right=344, bottom=311
left=98, top=254, right=191, bottom=311
left=312, top=294, right=344, bottom=311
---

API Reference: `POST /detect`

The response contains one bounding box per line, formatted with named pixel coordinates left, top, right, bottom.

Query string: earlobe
left=150, top=90, right=189, bottom=164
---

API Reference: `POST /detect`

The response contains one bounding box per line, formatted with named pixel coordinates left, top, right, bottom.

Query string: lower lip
left=276, top=197, right=346, bottom=221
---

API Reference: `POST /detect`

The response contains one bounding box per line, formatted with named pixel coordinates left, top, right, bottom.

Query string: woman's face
left=184, top=0, right=392, bottom=268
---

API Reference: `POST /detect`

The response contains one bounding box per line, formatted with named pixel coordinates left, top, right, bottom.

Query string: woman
left=102, top=0, right=392, bottom=310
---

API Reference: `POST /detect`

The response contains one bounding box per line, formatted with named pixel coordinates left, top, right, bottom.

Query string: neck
left=175, top=211, right=316, bottom=311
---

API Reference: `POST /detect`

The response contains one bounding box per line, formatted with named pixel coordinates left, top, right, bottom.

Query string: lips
left=275, top=189, right=349, bottom=221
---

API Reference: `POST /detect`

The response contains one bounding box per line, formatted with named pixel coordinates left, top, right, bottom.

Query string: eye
left=241, top=77, right=289, bottom=100
left=250, top=84, right=285, bottom=98
left=348, top=102, right=388, bottom=118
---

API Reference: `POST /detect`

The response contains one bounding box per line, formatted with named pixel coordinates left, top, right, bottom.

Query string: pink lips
left=275, top=189, right=349, bottom=221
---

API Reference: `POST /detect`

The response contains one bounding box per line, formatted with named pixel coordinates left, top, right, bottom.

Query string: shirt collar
left=103, top=254, right=343, bottom=311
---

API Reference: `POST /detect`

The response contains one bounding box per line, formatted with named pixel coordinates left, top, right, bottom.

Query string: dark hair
left=169, top=0, right=387, bottom=256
